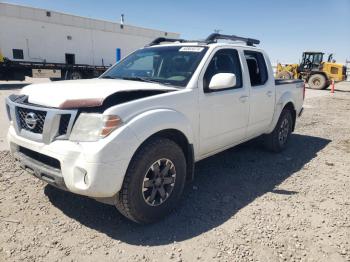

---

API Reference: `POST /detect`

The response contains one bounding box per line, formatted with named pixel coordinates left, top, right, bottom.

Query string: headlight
left=69, top=113, right=122, bottom=142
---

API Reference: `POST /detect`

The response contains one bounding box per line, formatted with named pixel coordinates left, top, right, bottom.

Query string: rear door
left=198, top=48, right=249, bottom=156
left=244, top=50, right=275, bottom=137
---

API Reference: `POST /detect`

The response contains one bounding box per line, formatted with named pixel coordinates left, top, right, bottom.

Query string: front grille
left=58, top=114, right=71, bottom=136
left=7, top=96, right=77, bottom=144
left=19, top=146, right=61, bottom=170
left=17, top=107, right=47, bottom=134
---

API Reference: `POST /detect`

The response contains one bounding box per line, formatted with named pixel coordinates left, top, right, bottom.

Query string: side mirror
left=209, top=73, right=236, bottom=90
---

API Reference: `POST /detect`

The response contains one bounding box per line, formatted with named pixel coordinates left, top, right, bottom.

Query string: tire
left=276, top=71, right=292, bottom=80
left=70, top=71, right=82, bottom=80
left=308, top=74, right=327, bottom=90
left=115, top=137, right=187, bottom=224
left=13, top=71, right=25, bottom=81
left=264, top=109, right=293, bottom=152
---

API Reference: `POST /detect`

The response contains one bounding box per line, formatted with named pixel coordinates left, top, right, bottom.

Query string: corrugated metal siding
left=0, top=3, right=180, bottom=66
left=0, top=3, right=178, bottom=38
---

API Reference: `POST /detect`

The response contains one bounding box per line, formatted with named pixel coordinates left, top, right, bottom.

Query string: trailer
left=0, top=3, right=179, bottom=80
left=0, top=58, right=108, bottom=80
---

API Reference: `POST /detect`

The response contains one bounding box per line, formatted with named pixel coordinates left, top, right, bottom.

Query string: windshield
left=101, top=46, right=208, bottom=87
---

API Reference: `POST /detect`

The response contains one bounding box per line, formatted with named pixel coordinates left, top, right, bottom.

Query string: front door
left=199, top=48, right=249, bottom=156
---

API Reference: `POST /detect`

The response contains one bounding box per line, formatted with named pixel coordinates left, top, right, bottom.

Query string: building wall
left=0, top=3, right=179, bottom=66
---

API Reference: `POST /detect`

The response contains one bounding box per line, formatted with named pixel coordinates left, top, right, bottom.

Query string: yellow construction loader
left=0, top=49, right=4, bottom=63
left=276, top=52, right=346, bottom=89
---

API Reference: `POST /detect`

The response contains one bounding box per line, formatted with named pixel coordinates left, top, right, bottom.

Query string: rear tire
left=276, top=71, right=292, bottom=80
left=308, top=74, right=327, bottom=90
left=115, top=137, right=187, bottom=224
left=264, top=109, right=293, bottom=152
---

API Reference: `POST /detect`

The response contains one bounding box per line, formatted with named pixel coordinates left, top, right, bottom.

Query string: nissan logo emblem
left=25, top=112, right=38, bottom=130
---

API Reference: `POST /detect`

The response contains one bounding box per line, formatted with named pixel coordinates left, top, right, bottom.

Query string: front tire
left=264, top=109, right=293, bottom=152
left=308, top=74, right=327, bottom=90
left=115, top=137, right=187, bottom=224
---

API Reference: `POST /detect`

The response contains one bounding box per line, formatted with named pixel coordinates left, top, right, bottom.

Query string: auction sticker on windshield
left=179, top=47, right=204, bottom=52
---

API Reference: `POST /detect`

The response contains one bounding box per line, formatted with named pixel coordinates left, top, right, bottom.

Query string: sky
left=2, top=0, right=350, bottom=64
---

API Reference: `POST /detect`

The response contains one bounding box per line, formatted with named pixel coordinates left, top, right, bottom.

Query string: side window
left=12, top=49, right=24, bottom=60
left=244, top=51, right=268, bottom=86
left=203, top=49, right=242, bottom=91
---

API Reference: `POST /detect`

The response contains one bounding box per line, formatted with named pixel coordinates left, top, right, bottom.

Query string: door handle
left=239, top=95, right=249, bottom=103
left=266, top=91, right=273, bottom=97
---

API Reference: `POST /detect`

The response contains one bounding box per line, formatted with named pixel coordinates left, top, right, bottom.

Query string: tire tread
left=264, top=109, right=293, bottom=152
left=115, top=137, right=185, bottom=223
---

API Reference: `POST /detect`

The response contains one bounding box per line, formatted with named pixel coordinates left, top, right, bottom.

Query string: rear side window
left=244, top=51, right=268, bottom=86
left=203, top=49, right=242, bottom=91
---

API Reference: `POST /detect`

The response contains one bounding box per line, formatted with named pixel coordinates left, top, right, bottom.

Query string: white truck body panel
left=21, top=79, right=178, bottom=108
left=6, top=41, right=304, bottom=199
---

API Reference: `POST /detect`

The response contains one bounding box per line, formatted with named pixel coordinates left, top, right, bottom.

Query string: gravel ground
left=0, top=83, right=350, bottom=262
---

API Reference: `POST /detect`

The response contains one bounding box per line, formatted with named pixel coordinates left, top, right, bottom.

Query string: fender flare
left=125, top=109, right=196, bottom=181
left=126, top=108, right=195, bottom=148
left=266, top=92, right=296, bottom=134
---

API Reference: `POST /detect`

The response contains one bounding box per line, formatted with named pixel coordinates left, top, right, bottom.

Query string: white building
left=0, top=3, right=179, bottom=66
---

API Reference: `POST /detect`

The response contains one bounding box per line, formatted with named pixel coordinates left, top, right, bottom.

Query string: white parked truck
left=6, top=34, right=305, bottom=223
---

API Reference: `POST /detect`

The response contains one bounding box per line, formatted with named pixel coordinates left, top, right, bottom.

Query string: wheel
left=264, top=109, right=293, bottom=152
left=70, top=71, right=82, bottom=80
left=308, top=74, right=327, bottom=90
left=276, top=71, right=292, bottom=80
left=115, top=137, right=187, bottom=224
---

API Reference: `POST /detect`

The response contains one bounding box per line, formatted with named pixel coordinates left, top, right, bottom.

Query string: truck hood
left=20, top=78, right=179, bottom=108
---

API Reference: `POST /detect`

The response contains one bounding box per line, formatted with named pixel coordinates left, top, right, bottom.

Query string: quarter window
left=244, top=51, right=268, bottom=86
left=203, top=49, right=242, bottom=91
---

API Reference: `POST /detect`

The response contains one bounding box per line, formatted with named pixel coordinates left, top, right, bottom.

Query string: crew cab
left=6, top=34, right=304, bottom=223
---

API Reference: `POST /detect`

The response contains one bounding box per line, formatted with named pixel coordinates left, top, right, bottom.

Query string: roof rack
left=147, top=33, right=260, bottom=47
left=206, top=33, right=260, bottom=46
left=146, top=37, right=188, bottom=46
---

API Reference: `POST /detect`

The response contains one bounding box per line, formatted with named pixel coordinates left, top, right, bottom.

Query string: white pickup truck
left=6, top=34, right=304, bottom=223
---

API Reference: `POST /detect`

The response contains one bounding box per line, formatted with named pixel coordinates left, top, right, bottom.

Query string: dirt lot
left=0, top=83, right=350, bottom=262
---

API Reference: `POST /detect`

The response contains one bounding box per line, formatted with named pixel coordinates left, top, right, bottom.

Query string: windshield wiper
left=100, top=75, right=117, bottom=79
left=101, top=76, right=174, bottom=86
left=122, top=77, right=174, bottom=86
left=121, top=76, right=159, bottom=83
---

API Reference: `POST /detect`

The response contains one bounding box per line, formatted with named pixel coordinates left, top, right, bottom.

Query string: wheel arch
left=283, top=102, right=296, bottom=131
left=118, top=108, right=197, bottom=182
left=266, top=92, right=296, bottom=134
left=131, top=129, right=195, bottom=183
